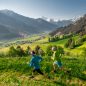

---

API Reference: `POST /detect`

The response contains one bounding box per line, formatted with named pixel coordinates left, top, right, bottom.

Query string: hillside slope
left=0, top=9, right=73, bottom=40
left=50, top=14, right=86, bottom=36
left=0, top=10, right=57, bottom=40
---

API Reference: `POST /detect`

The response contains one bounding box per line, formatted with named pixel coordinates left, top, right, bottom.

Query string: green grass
left=0, top=55, right=86, bottom=86
left=0, top=35, right=86, bottom=85
left=0, top=35, right=85, bottom=55
left=1, top=34, right=86, bottom=57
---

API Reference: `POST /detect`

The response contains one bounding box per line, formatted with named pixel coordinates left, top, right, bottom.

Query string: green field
left=0, top=35, right=86, bottom=86
left=0, top=55, right=86, bottom=86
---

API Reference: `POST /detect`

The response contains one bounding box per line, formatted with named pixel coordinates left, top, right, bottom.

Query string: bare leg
left=59, top=66, right=64, bottom=71
left=53, top=64, right=57, bottom=72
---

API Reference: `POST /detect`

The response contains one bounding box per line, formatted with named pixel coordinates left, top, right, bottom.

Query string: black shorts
left=33, top=69, right=43, bottom=75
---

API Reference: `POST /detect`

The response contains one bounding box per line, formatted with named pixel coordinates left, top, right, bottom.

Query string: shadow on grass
left=77, top=73, right=86, bottom=81
left=53, top=81, right=66, bottom=86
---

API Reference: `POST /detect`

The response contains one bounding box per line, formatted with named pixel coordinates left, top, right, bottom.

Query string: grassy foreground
left=0, top=35, right=86, bottom=86
left=0, top=55, right=86, bottom=86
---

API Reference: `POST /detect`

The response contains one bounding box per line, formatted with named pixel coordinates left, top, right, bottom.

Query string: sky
left=0, top=0, right=86, bottom=20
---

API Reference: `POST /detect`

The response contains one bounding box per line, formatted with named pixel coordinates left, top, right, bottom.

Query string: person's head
left=31, top=51, right=35, bottom=55
left=52, top=46, right=57, bottom=51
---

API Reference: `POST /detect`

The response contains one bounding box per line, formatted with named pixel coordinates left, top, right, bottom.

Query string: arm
left=38, top=56, right=43, bottom=62
left=29, top=57, right=34, bottom=67
left=51, top=56, right=54, bottom=60
left=51, top=51, right=55, bottom=60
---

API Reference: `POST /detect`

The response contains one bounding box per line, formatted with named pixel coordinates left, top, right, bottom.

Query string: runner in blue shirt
left=29, top=51, right=43, bottom=77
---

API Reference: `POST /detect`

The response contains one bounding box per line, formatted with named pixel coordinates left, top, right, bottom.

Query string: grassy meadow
left=0, top=55, right=86, bottom=86
left=0, top=35, right=86, bottom=86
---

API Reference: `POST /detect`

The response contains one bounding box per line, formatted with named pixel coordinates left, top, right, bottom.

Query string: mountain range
left=50, top=14, right=86, bottom=36
left=0, top=9, right=73, bottom=40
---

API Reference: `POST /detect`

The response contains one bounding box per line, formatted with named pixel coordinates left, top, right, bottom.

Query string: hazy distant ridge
left=0, top=9, right=73, bottom=40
